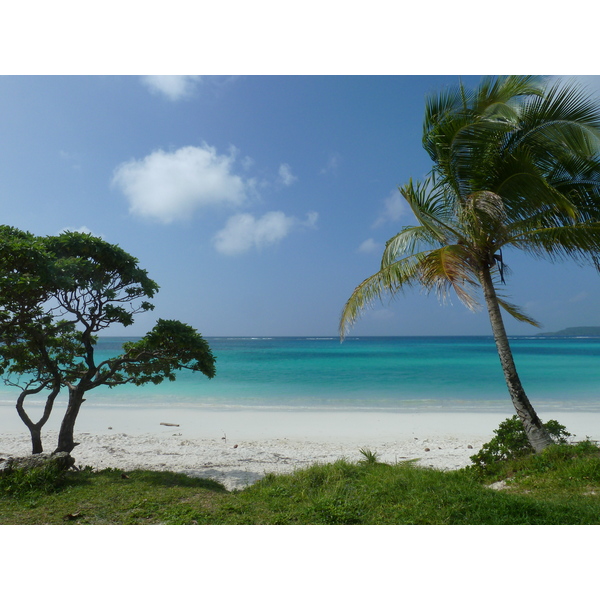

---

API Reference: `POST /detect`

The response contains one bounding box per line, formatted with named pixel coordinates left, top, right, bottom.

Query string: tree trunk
left=30, top=428, right=43, bottom=455
left=478, top=265, right=554, bottom=452
left=55, top=388, right=85, bottom=454
left=16, top=385, right=60, bottom=455
left=15, top=409, right=44, bottom=454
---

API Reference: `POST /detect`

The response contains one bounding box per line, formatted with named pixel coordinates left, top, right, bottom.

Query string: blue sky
left=2, top=74, right=600, bottom=337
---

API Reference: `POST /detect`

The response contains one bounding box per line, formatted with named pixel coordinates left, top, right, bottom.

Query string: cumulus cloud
left=278, top=163, right=298, bottom=186
left=241, top=156, right=255, bottom=171
left=372, top=189, right=406, bottom=228
left=59, top=226, right=104, bottom=238
left=357, top=238, right=380, bottom=253
left=214, top=211, right=318, bottom=255
left=112, top=145, right=248, bottom=223
left=214, top=212, right=294, bottom=255
left=140, top=75, right=201, bottom=100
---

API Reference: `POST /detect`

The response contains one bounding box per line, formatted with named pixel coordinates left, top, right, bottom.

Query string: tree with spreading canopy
left=340, top=76, right=600, bottom=452
left=0, top=226, right=65, bottom=453
left=0, top=227, right=215, bottom=454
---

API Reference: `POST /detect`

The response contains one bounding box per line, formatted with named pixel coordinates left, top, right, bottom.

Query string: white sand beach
left=2, top=404, right=599, bottom=489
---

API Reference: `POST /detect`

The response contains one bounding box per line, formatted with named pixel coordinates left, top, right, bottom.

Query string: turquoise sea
left=3, top=336, right=598, bottom=413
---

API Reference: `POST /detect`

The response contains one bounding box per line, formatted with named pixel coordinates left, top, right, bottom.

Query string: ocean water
left=2, top=336, right=599, bottom=412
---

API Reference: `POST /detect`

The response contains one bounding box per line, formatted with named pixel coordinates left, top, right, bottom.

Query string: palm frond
left=423, top=84, right=468, bottom=155
left=340, top=244, right=483, bottom=338
left=481, top=101, right=521, bottom=123
left=423, top=76, right=546, bottom=198
left=398, top=176, right=461, bottom=242
left=339, top=254, right=427, bottom=339
left=474, top=75, right=545, bottom=111
left=508, top=223, right=600, bottom=264
left=516, top=80, right=600, bottom=172
left=521, top=78, right=600, bottom=134
left=544, top=153, right=600, bottom=221
left=418, top=246, right=480, bottom=310
left=448, top=120, right=516, bottom=193
left=495, top=162, right=581, bottom=224
left=381, top=225, right=441, bottom=267
left=496, top=296, right=541, bottom=327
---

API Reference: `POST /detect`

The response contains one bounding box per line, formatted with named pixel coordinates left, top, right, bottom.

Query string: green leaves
left=0, top=226, right=55, bottom=313
left=118, top=319, right=216, bottom=385
left=46, top=232, right=160, bottom=321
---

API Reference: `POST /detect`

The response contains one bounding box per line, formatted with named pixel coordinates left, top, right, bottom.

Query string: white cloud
left=278, top=163, right=298, bottom=186
left=241, top=156, right=255, bottom=171
left=214, top=211, right=318, bottom=255
left=112, top=145, right=248, bottom=223
left=140, top=75, right=201, bottom=100
left=372, top=189, right=405, bottom=228
left=304, top=211, right=319, bottom=228
left=320, top=152, right=342, bottom=175
left=214, top=211, right=294, bottom=255
left=59, top=226, right=94, bottom=235
left=358, top=238, right=380, bottom=253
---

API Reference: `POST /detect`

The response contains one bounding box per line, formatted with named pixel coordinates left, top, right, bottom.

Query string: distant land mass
left=536, top=326, right=600, bottom=337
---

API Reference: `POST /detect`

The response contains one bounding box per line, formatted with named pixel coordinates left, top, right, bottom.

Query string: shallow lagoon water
left=2, top=336, right=599, bottom=412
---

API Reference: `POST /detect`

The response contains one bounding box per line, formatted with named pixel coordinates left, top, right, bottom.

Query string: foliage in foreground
left=468, top=415, right=573, bottom=476
left=2, top=441, right=600, bottom=525
left=472, top=439, right=600, bottom=491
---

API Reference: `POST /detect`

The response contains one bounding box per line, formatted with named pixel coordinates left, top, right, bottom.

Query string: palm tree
left=340, top=76, right=600, bottom=452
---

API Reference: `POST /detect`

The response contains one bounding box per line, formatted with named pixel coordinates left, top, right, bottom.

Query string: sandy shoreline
left=2, top=405, right=599, bottom=489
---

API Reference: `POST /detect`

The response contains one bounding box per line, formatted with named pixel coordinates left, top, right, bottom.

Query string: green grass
left=2, top=442, right=600, bottom=525
left=0, top=468, right=227, bottom=525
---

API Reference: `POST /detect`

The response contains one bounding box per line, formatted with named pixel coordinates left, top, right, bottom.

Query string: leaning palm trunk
left=479, top=266, right=554, bottom=452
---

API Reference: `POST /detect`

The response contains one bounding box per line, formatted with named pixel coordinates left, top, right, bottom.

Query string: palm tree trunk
left=478, top=265, right=554, bottom=452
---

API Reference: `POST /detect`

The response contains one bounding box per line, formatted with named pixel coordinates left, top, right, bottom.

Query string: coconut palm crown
left=340, top=76, right=600, bottom=451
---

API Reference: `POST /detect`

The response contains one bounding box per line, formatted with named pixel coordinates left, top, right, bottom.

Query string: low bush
left=469, top=415, right=572, bottom=476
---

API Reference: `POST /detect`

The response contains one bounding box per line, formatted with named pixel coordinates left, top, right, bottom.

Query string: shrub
left=469, top=415, right=572, bottom=474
